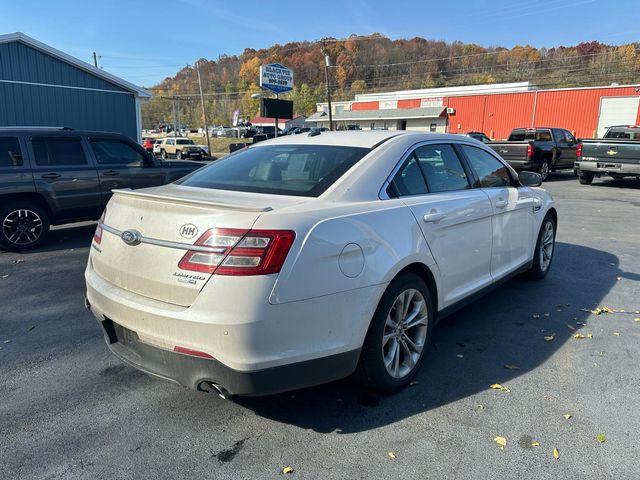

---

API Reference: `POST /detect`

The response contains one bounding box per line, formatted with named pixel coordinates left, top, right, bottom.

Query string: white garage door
left=597, top=96, right=640, bottom=137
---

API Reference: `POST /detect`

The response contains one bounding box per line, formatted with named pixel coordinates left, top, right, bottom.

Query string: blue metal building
left=0, top=32, right=150, bottom=142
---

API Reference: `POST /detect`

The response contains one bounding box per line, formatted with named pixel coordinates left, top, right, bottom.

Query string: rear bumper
left=97, top=317, right=359, bottom=396
left=576, top=160, right=640, bottom=175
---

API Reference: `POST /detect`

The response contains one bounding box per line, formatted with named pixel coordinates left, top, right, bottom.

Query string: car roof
left=0, top=127, right=128, bottom=136
left=249, top=131, right=465, bottom=148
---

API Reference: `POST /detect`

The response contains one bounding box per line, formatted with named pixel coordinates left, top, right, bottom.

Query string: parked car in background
left=157, top=137, right=203, bottom=160
left=142, top=137, right=155, bottom=152
left=85, top=131, right=556, bottom=397
left=487, top=127, right=578, bottom=180
left=575, top=125, right=640, bottom=185
left=0, top=127, right=204, bottom=251
left=465, top=131, right=491, bottom=143
left=152, top=139, right=163, bottom=155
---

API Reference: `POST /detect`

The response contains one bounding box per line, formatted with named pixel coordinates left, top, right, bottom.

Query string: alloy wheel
left=540, top=162, right=550, bottom=181
left=382, top=288, right=428, bottom=379
left=2, top=209, right=43, bottom=246
left=539, top=220, right=554, bottom=271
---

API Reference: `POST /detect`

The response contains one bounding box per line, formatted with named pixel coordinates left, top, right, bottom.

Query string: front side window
left=90, top=139, right=144, bottom=165
left=461, top=145, right=511, bottom=188
left=413, top=144, right=470, bottom=193
left=32, top=138, right=87, bottom=166
left=0, top=137, right=23, bottom=167
left=179, top=145, right=369, bottom=197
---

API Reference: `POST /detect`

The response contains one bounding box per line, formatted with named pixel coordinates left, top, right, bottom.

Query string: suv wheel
left=0, top=201, right=50, bottom=252
left=539, top=160, right=550, bottom=181
left=578, top=170, right=594, bottom=185
left=176, top=150, right=182, bottom=160
left=528, top=214, right=556, bottom=279
left=160, top=149, right=167, bottom=159
left=355, top=273, right=433, bottom=392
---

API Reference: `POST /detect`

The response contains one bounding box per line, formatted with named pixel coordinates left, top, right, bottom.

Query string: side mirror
left=142, top=151, right=155, bottom=166
left=519, top=171, right=542, bottom=187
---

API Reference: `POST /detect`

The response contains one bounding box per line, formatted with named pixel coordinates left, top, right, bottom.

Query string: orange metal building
left=348, top=84, right=640, bottom=139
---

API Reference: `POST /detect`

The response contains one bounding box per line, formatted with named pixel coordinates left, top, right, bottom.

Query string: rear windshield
left=178, top=144, right=370, bottom=197
left=604, top=127, right=640, bottom=139
left=508, top=129, right=552, bottom=141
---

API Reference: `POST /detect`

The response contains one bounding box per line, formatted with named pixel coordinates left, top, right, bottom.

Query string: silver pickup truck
left=576, top=125, right=640, bottom=185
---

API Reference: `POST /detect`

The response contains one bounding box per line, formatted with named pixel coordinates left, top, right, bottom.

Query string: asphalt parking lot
left=1, top=173, right=639, bottom=479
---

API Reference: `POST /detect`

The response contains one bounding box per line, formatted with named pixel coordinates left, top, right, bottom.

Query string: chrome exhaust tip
left=199, top=381, right=231, bottom=400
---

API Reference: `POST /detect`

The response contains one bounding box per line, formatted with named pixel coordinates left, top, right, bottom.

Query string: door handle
left=495, top=199, right=508, bottom=208
left=41, top=173, right=60, bottom=179
left=423, top=209, right=446, bottom=223
left=102, top=170, right=119, bottom=176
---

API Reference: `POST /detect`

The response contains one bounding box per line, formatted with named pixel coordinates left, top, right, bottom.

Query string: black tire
left=578, top=170, right=594, bottom=185
left=0, top=200, right=50, bottom=252
left=528, top=214, right=556, bottom=279
left=160, top=149, right=167, bottom=160
left=355, top=273, right=434, bottom=392
left=539, top=160, right=550, bottom=181
left=176, top=150, right=182, bottom=160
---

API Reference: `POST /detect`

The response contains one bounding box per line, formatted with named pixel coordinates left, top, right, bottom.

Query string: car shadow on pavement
left=236, top=241, right=620, bottom=433
left=0, top=223, right=96, bottom=255
left=589, top=178, right=640, bottom=189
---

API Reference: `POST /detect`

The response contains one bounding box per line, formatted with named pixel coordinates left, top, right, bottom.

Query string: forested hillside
left=142, top=34, right=640, bottom=128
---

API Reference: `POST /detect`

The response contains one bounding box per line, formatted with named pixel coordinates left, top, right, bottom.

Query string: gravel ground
left=1, top=172, right=639, bottom=479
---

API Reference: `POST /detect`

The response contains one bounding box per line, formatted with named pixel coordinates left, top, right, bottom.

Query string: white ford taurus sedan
left=85, top=131, right=556, bottom=397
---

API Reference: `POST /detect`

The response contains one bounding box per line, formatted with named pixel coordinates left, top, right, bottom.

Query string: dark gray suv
left=0, top=127, right=204, bottom=251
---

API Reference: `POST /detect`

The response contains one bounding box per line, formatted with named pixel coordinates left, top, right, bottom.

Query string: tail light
left=178, top=228, right=295, bottom=276
left=576, top=143, right=583, bottom=159
left=526, top=144, right=534, bottom=158
left=93, top=208, right=106, bottom=244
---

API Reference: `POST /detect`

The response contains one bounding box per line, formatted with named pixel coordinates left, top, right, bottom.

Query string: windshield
left=178, top=144, right=370, bottom=197
left=605, top=127, right=640, bottom=139
left=177, top=139, right=195, bottom=145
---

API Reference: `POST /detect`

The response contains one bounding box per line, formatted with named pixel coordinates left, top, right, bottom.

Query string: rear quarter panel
left=260, top=199, right=438, bottom=305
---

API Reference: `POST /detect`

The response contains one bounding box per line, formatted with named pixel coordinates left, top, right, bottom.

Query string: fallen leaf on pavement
left=577, top=321, right=587, bottom=326
left=544, top=333, right=556, bottom=341
left=476, top=404, right=486, bottom=410
left=490, top=383, right=511, bottom=392
left=387, top=452, right=397, bottom=459
left=616, top=276, right=622, bottom=280
left=3, top=340, right=11, bottom=344
left=14, top=259, right=24, bottom=264
left=531, top=441, right=541, bottom=447
left=494, top=436, right=507, bottom=449
left=553, top=447, right=560, bottom=460
left=613, top=332, right=620, bottom=336
left=544, top=313, right=550, bottom=317
left=1, top=275, right=8, bottom=279
left=563, top=414, right=572, bottom=420
left=532, top=314, right=540, bottom=319
left=409, top=381, right=419, bottom=386
left=634, top=318, right=640, bottom=322
left=587, top=334, right=593, bottom=339
left=27, top=325, right=35, bottom=332
left=574, top=333, right=587, bottom=339
left=282, top=466, right=294, bottom=474
left=596, top=434, right=606, bottom=443
left=567, top=324, right=576, bottom=331
left=503, top=364, right=520, bottom=370
left=456, top=354, right=464, bottom=358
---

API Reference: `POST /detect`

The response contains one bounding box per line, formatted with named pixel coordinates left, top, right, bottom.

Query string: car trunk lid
left=91, top=184, right=299, bottom=307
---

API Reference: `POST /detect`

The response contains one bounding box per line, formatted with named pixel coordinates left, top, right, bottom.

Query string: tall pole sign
left=259, top=64, right=294, bottom=138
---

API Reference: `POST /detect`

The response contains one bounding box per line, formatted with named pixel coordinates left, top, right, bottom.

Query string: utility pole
left=195, top=61, right=211, bottom=156
left=92, top=51, right=99, bottom=68
left=321, top=39, right=334, bottom=131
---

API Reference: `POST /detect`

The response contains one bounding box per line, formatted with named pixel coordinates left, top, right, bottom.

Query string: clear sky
left=1, top=0, right=638, bottom=87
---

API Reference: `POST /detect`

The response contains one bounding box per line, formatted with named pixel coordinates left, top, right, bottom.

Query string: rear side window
left=535, top=130, right=552, bottom=142
left=176, top=139, right=194, bottom=145
left=90, top=139, right=144, bottom=165
left=393, top=156, right=428, bottom=196
left=461, top=145, right=511, bottom=188
left=0, top=137, right=23, bottom=167
left=508, top=130, right=525, bottom=141
left=31, top=138, right=87, bottom=166
left=413, top=144, right=470, bottom=193
left=179, top=145, right=370, bottom=197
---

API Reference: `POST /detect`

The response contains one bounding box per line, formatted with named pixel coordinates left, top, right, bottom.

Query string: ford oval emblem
left=121, top=229, right=142, bottom=246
